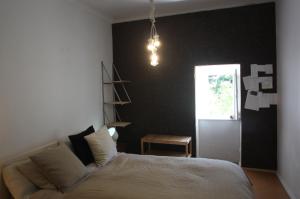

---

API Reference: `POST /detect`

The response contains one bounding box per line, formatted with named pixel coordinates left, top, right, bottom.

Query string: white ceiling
left=78, top=0, right=275, bottom=23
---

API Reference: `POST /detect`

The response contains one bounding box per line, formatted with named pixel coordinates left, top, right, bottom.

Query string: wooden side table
left=141, top=134, right=192, bottom=157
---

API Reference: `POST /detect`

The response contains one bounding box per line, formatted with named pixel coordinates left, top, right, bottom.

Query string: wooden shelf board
left=104, top=80, right=131, bottom=84
left=143, top=149, right=191, bottom=158
left=104, top=101, right=131, bottom=105
left=107, top=122, right=131, bottom=128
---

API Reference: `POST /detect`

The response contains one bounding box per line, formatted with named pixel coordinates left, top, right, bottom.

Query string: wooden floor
left=244, top=169, right=290, bottom=199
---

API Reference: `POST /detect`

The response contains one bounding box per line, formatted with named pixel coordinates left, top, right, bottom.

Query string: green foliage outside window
left=207, top=75, right=234, bottom=118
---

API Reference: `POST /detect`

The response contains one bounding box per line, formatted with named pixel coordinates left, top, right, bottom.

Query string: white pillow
left=30, top=143, right=88, bottom=191
left=84, top=126, right=117, bottom=166
left=2, top=160, right=38, bottom=199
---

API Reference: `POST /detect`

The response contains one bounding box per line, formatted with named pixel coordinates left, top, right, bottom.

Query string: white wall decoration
left=243, top=64, right=277, bottom=111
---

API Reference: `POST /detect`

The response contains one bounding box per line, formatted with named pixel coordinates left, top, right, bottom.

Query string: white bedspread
left=30, top=153, right=254, bottom=199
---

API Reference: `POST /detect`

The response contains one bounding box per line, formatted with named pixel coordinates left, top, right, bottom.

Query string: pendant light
left=147, top=0, right=161, bottom=67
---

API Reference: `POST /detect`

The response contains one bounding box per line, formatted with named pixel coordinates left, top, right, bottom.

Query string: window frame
left=195, top=64, right=241, bottom=121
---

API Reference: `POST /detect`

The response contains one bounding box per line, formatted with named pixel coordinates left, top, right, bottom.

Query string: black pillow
left=68, top=126, right=95, bottom=165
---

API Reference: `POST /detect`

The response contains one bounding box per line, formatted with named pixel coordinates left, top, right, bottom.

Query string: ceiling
left=78, top=0, right=274, bottom=23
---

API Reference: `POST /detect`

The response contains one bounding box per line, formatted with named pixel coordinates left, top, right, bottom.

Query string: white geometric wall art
left=243, top=64, right=277, bottom=111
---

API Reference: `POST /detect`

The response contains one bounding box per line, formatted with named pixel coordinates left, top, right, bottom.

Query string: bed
left=2, top=144, right=253, bottom=199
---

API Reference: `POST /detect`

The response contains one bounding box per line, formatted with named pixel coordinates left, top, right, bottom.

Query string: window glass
left=195, top=65, right=240, bottom=120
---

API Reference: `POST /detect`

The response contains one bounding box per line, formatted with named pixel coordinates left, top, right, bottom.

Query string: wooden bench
left=141, top=134, right=192, bottom=157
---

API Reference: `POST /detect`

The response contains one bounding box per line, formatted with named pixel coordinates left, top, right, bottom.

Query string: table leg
left=148, top=143, right=151, bottom=153
left=185, top=144, right=188, bottom=157
left=189, top=141, right=192, bottom=157
left=141, top=140, right=144, bottom=154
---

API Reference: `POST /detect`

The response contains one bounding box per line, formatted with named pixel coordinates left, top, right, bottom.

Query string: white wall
left=0, top=0, right=113, bottom=161
left=197, top=120, right=241, bottom=163
left=276, top=0, right=300, bottom=198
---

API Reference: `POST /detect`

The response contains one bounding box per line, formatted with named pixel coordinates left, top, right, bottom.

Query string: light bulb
left=150, top=52, right=159, bottom=66
left=147, top=43, right=154, bottom=51
left=147, top=38, right=155, bottom=50
left=154, top=40, right=160, bottom=47
left=153, top=35, right=160, bottom=47
left=151, top=60, right=159, bottom=66
left=151, top=53, right=158, bottom=62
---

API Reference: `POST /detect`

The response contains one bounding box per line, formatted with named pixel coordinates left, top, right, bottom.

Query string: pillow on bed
left=2, top=160, right=38, bottom=199
left=30, top=143, right=88, bottom=191
left=84, top=126, right=117, bottom=166
left=28, top=189, right=63, bottom=199
left=68, top=126, right=95, bottom=165
left=17, top=160, right=56, bottom=190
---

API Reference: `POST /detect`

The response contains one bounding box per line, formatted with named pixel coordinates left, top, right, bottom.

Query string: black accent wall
left=112, top=3, right=277, bottom=170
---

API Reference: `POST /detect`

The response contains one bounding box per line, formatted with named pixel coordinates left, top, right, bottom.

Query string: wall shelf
left=104, top=80, right=131, bottom=84
left=107, top=122, right=131, bottom=128
left=102, top=62, right=131, bottom=128
left=104, top=101, right=131, bottom=105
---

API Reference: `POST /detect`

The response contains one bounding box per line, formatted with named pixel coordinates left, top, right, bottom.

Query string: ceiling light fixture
left=147, top=0, right=161, bottom=67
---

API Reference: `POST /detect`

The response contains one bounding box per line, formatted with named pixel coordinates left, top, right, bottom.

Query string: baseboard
left=277, top=173, right=297, bottom=199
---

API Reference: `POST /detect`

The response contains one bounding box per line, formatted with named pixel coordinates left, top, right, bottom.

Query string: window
left=195, top=64, right=240, bottom=120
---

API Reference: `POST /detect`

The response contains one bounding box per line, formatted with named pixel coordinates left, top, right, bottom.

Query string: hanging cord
left=149, top=0, right=157, bottom=38
left=150, top=0, right=155, bottom=22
